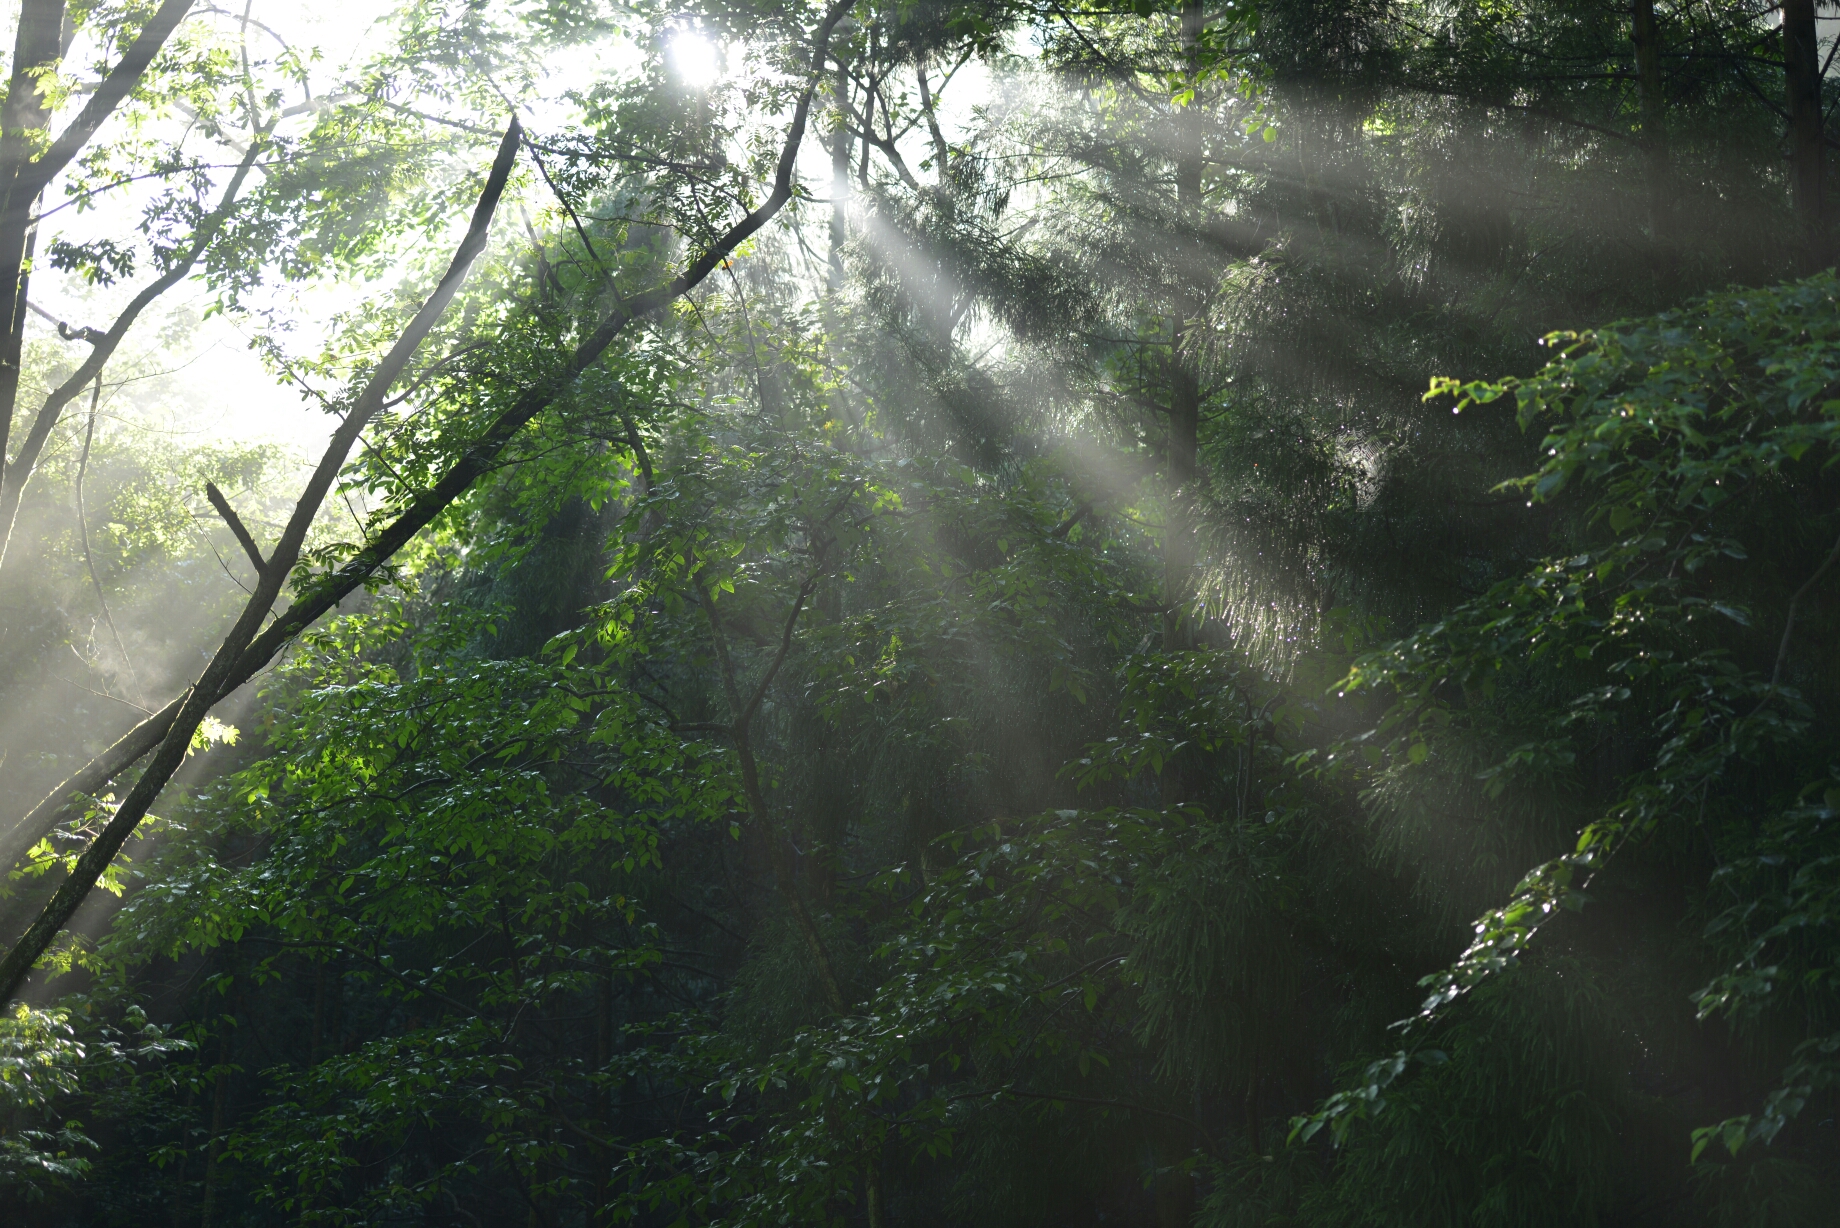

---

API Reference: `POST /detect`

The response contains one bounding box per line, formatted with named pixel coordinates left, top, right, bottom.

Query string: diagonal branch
left=0, top=0, right=199, bottom=461
left=203, top=481, right=265, bottom=574
left=0, top=0, right=859, bottom=1002
left=742, top=567, right=825, bottom=729
left=0, top=118, right=523, bottom=1004
left=1049, top=500, right=1092, bottom=539
left=0, top=125, right=268, bottom=569
left=19, top=0, right=200, bottom=203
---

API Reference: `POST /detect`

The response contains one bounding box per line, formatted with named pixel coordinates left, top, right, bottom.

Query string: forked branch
left=0, top=128, right=270, bottom=569
left=0, top=0, right=860, bottom=1003
left=0, top=117, right=524, bottom=1003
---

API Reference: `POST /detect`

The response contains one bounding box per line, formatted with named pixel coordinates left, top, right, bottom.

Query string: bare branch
left=204, top=481, right=265, bottom=574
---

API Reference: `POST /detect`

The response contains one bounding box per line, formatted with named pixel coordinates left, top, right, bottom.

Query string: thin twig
left=52, top=669, right=152, bottom=715
left=522, top=122, right=614, bottom=282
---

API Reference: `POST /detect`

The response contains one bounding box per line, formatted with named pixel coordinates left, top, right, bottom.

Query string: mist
left=0, top=1, right=1837, bottom=1225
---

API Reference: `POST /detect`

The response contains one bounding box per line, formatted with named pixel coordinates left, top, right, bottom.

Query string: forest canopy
left=0, top=0, right=1836, bottom=1224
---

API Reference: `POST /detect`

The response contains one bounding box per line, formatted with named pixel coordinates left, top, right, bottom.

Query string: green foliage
left=6, top=0, right=1840, bottom=1224
left=1298, top=274, right=1840, bottom=1151
left=0, top=1001, right=186, bottom=1200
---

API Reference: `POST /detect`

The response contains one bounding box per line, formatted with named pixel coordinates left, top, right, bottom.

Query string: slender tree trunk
left=76, top=372, right=143, bottom=703
left=327, top=957, right=343, bottom=1053
left=856, top=24, right=880, bottom=191
left=1783, top=0, right=1826, bottom=266
left=0, top=216, right=38, bottom=448
left=595, top=956, right=615, bottom=1223
left=1162, top=340, right=1199, bottom=655
left=1163, top=0, right=1205, bottom=655
left=0, top=0, right=66, bottom=465
left=1630, top=0, right=1670, bottom=244
left=823, top=57, right=860, bottom=440
left=857, top=73, right=875, bottom=188
left=170, top=1082, right=195, bottom=1227
left=829, top=63, right=851, bottom=293
left=866, top=1156, right=887, bottom=1228
left=917, top=60, right=951, bottom=192
left=0, top=130, right=265, bottom=571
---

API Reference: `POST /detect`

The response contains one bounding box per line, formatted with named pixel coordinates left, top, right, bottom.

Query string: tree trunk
left=1630, top=0, right=1670, bottom=244
left=0, top=0, right=203, bottom=566
left=857, top=26, right=878, bottom=190
left=691, top=569, right=848, bottom=1014
left=1163, top=0, right=1205, bottom=655
left=169, top=1082, right=195, bottom=1227
left=917, top=60, right=951, bottom=192
left=1783, top=0, right=1825, bottom=266
left=1162, top=343, right=1199, bottom=654
left=865, top=1154, right=887, bottom=1228
left=595, top=957, right=615, bottom=1223
left=829, top=63, right=851, bottom=293
left=0, top=0, right=66, bottom=465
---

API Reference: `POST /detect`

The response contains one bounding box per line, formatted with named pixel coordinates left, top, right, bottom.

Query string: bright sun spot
left=669, top=31, right=721, bottom=87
